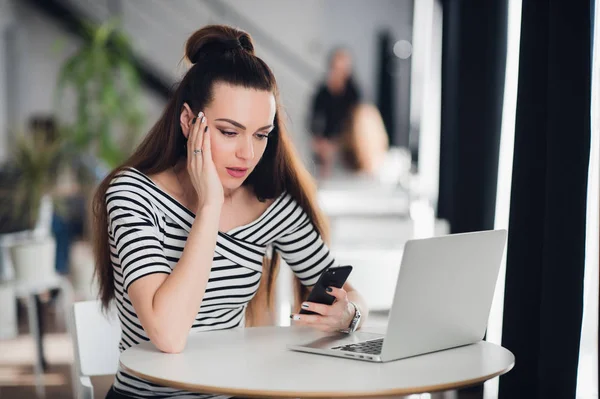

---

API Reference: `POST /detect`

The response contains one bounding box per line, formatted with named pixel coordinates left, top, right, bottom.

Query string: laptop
left=288, top=229, right=507, bottom=362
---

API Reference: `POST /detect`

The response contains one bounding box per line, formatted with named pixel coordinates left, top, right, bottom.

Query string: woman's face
left=183, top=83, right=276, bottom=192
left=330, top=50, right=352, bottom=81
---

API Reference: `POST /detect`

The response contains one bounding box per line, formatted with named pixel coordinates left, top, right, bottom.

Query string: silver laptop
left=288, top=229, right=507, bottom=362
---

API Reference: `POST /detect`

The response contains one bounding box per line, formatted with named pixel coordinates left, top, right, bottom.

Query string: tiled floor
left=0, top=300, right=481, bottom=399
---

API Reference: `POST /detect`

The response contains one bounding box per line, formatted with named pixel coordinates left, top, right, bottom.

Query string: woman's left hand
left=290, top=287, right=355, bottom=332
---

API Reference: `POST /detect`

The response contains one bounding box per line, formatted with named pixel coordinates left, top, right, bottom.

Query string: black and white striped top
left=106, top=167, right=336, bottom=398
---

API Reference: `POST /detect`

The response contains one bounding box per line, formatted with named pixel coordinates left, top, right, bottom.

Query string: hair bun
left=185, top=25, right=255, bottom=64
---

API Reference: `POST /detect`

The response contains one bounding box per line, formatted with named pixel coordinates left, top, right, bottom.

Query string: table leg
left=430, top=391, right=458, bottom=399
left=35, top=295, right=48, bottom=370
left=27, top=294, right=45, bottom=398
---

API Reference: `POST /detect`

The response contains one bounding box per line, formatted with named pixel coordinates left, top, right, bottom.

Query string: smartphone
left=299, top=265, right=353, bottom=315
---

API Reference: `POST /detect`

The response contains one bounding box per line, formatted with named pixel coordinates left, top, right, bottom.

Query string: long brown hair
left=92, top=25, right=329, bottom=324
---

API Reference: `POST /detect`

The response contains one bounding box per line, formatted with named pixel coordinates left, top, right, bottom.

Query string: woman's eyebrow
left=215, top=118, right=245, bottom=129
left=214, top=118, right=273, bottom=131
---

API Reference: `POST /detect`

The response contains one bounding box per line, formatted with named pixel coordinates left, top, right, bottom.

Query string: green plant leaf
left=54, top=17, right=145, bottom=170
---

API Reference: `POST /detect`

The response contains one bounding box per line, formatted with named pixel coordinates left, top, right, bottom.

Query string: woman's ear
left=180, top=103, right=194, bottom=139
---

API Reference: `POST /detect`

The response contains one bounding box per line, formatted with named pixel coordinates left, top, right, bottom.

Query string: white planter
left=0, top=282, right=17, bottom=339
left=10, top=236, right=57, bottom=284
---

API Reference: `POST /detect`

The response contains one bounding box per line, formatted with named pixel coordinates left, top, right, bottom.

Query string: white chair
left=70, top=300, right=121, bottom=399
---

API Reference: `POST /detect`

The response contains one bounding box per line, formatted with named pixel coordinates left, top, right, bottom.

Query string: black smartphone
left=299, top=265, right=353, bottom=315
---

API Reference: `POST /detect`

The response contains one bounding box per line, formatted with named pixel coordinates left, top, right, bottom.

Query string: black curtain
left=437, top=0, right=508, bottom=237
left=376, top=30, right=396, bottom=147
left=499, top=1, right=591, bottom=398
left=438, top=1, right=508, bottom=396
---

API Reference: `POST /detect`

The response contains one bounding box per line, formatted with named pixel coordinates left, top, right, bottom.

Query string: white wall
left=0, top=0, right=16, bottom=162
left=10, top=1, right=82, bottom=129
left=220, top=0, right=325, bottom=75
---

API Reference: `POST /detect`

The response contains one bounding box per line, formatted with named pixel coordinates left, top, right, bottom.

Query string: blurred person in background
left=92, top=25, right=368, bottom=399
left=309, top=48, right=361, bottom=178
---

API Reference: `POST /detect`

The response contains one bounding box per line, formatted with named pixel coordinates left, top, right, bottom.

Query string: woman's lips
left=226, top=167, right=248, bottom=178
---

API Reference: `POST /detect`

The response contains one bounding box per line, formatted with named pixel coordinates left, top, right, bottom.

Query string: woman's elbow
left=156, top=340, right=186, bottom=354
left=148, top=329, right=187, bottom=354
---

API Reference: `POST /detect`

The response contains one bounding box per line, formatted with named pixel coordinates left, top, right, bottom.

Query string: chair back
left=71, top=300, right=121, bottom=377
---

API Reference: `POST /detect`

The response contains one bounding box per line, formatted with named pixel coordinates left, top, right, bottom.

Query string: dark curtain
left=437, top=1, right=508, bottom=396
left=499, top=0, right=591, bottom=398
left=437, top=0, right=508, bottom=237
left=376, top=30, right=396, bottom=147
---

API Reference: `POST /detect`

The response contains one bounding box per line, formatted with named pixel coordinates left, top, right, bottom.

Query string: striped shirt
left=106, top=167, right=336, bottom=398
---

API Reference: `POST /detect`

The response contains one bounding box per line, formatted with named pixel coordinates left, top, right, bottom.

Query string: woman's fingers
left=192, top=112, right=205, bottom=158
left=291, top=291, right=351, bottom=331
left=201, top=123, right=212, bottom=165
left=324, top=286, right=348, bottom=302
left=300, top=302, right=331, bottom=316
left=187, top=111, right=201, bottom=162
left=187, top=114, right=196, bottom=162
left=291, top=314, right=324, bottom=325
left=291, top=313, right=339, bottom=329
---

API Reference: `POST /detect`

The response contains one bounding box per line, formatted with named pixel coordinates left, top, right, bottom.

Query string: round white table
left=120, top=326, right=514, bottom=398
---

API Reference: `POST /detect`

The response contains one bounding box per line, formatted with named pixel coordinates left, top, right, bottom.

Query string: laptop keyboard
left=332, top=338, right=384, bottom=355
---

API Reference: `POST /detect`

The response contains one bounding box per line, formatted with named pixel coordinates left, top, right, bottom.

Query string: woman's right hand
left=187, top=112, right=224, bottom=211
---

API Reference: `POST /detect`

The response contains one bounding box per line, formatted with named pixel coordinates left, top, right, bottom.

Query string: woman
left=309, top=48, right=361, bottom=178
left=92, top=25, right=368, bottom=398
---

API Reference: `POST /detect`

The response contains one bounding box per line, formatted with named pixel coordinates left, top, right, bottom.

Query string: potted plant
left=52, top=19, right=146, bottom=298
left=55, top=18, right=145, bottom=175
left=7, top=128, right=63, bottom=283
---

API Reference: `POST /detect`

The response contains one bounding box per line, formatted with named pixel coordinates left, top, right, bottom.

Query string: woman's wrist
left=340, top=301, right=361, bottom=333
left=190, top=205, right=221, bottom=232
left=197, top=203, right=222, bottom=218
left=346, top=292, right=368, bottom=329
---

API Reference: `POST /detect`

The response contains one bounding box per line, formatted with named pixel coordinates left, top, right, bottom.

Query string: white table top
left=120, top=326, right=515, bottom=398
left=317, top=187, right=409, bottom=218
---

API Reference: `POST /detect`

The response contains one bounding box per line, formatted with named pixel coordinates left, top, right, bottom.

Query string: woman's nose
left=237, top=138, right=254, bottom=160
